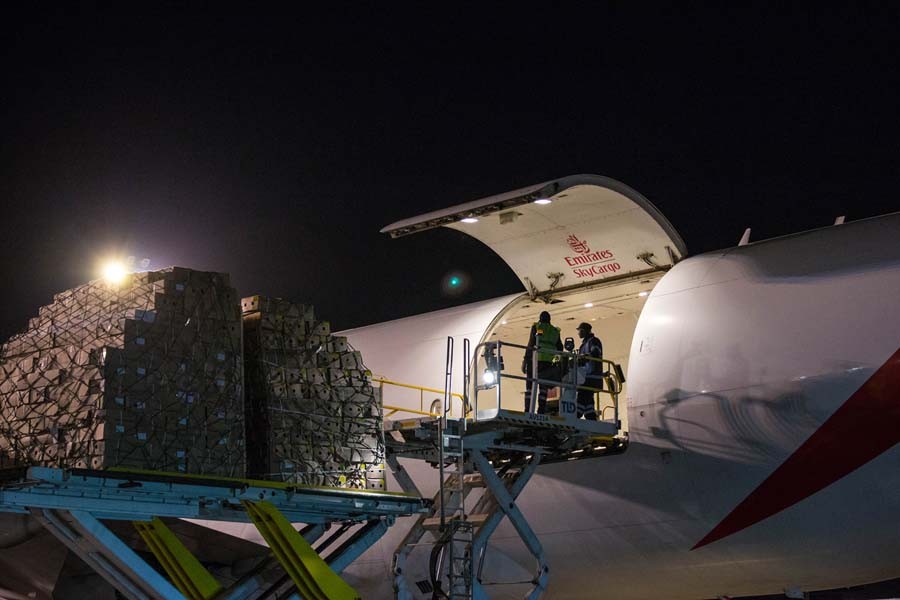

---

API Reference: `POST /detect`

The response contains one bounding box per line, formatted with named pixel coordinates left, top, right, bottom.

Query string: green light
left=449, top=276, right=460, bottom=287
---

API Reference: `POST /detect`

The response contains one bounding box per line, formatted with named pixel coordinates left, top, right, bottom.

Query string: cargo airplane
left=0, top=174, right=898, bottom=600
left=333, top=174, right=900, bottom=599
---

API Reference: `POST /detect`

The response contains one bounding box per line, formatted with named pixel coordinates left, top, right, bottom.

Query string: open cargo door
left=381, top=174, right=687, bottom=295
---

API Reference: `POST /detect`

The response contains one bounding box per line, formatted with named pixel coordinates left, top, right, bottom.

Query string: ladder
left=388, top=447, right=546, bottom=600
left=440, top=337, right=472, bottom=599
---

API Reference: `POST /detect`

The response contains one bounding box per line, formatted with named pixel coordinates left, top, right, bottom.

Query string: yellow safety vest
left=533, top=322, right=561, bottom=362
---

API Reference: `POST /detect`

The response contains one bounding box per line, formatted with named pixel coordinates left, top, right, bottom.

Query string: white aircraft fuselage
left=339, top=177, right=900, bottom=599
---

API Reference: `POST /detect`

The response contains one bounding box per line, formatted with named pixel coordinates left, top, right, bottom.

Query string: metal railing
left=374, top=377, right=468, bottom=419
left=472, top=340, right=624, bottom=425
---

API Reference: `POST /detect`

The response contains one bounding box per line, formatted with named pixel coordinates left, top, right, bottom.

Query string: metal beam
left=470, top=451, right=548, bottom=598
left=133, top=518, right=222, bottom=600
left=243, top=500, right=360, bottom=600
left=32, top=508, right=183, bottom=600
left=325, top=519, right=389, bottom=574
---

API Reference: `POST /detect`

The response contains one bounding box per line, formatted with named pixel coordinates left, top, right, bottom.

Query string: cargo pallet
left=0, top=467, right=429, bottom=600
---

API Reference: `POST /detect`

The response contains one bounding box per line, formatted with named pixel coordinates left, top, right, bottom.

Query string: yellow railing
left=373, top=377, right=467, bottom=419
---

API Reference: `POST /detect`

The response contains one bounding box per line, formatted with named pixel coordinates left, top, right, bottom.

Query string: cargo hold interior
left=474, top=271, right=666, bottom=430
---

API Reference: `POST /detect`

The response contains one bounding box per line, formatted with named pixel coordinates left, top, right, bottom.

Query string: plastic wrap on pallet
left=0, top=267, right=245, bottom=476
left=242, top=295, right=385, bottom=490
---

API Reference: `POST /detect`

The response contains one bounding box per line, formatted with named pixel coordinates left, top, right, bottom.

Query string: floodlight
left=102, top=261, right=128, bottom=284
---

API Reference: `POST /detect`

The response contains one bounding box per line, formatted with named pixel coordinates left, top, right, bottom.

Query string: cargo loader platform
left=384, top=412, right=627, bottom=600
left=385, top=408, right=626, bottom=466
left=379, top=337, right=629, bottom=600
left=0, top=467, right=430, bottom=600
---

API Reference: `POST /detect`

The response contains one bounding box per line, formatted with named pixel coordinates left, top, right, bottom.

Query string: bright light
left=534, top=198, right=552, bottom=205
left=461, top=217, right=479, bottom=224
left=483, top=370, right=496, bottom=385
left=638, top=291, right=649, bottom=297
left=102, top=261, right=128, bottom=284
left=583, top=302, right=593, bottom=308
left=449, top=276, right=461, bottom=287
left=501, top=320, right=508, bottom=325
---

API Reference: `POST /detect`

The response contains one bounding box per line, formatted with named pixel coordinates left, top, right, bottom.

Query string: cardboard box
left=242, top=296, right=384, bottom=490
left=0, top=267, right=245, bottom=477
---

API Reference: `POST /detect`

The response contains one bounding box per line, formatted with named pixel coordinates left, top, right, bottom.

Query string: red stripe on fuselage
left=692, top=347, right=900, bottom=550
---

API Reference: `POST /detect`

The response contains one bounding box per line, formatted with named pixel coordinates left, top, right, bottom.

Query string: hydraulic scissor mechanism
left=0, top=467, right=430, bottom=600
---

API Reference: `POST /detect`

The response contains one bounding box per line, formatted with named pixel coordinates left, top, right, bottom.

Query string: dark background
left=2, top=5, right=899, bottom=340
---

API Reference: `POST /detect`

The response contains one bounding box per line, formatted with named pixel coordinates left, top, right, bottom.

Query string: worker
left=522, top=310, right=562, bottom=414
left=575, top=322, right=603, bottom=420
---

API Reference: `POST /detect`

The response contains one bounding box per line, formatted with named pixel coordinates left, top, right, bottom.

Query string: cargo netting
left=242, top=296, right=385, bottom=490
left=0, top=267, right=245, bottom=476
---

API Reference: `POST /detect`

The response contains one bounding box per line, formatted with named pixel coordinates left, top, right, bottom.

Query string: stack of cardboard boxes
left=242, top=296, right=384, bottom=490
left=0, top=269, right=385, bottom=491
left=0, top=268, right=245, bottom=476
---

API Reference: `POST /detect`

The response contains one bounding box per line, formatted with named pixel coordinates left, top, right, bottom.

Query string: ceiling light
left=638, top=291, right=649, bottom=297
left=460, top=217, right=478, bottom=224
left=534, top=198, right=552, bottom=205
left=583, top=302, right=593, bottom=308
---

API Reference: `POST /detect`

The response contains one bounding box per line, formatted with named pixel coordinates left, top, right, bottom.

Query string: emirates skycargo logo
left=564, top=234, right=621, bottom=279
left=566, top=234, right=591, bottom=254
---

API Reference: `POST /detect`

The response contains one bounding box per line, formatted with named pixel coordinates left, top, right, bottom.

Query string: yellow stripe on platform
left=103, top=467, right=415, bottom=498
left=133, top=517, right=222, bottom=600
left=243, top=500, right=360, bottom=600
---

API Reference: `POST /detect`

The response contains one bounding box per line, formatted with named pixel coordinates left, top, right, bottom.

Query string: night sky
left=2, top=6, right=899, bottom=341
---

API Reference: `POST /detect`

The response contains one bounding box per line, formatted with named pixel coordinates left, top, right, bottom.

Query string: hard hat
left=539, top=310, right=551, bottom=322
left=576, top=322, right=592, bottom=332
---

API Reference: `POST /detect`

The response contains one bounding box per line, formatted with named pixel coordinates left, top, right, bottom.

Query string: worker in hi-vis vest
left=522, top=310, right=563, bottom=414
